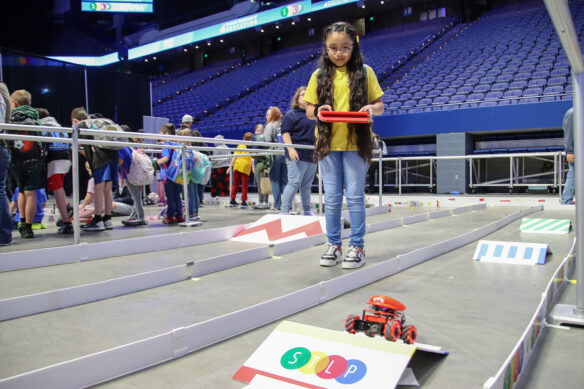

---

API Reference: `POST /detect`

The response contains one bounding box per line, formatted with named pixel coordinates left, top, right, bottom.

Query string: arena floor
left=0, top=193, right=581, bottom=389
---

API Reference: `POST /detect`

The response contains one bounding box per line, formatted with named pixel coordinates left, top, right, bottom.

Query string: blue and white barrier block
left=473, top=240, right=550, bottom=265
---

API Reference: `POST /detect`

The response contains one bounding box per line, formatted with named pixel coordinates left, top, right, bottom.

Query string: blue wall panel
left=374, top=100, right=572, bottom=138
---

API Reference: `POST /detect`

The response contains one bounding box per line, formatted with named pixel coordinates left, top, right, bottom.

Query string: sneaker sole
left=342, top=259, right=365, bottom=269
left=320, top=257, right=342, bottom=267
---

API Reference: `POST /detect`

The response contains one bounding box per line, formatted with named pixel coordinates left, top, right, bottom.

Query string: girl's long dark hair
left=314, top=22, right=373, bottom=162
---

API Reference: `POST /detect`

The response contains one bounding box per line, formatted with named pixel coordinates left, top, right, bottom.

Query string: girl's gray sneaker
left=320, top=243, right=342, bottom=267
left=342, top=246, right=365, bottom=269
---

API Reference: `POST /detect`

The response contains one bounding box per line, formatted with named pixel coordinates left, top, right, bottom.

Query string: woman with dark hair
left=279, top=86, right=317, bottom=215
left=305, top=21, right=384, bottom=269
left=263, top=106, right=287, bottom=210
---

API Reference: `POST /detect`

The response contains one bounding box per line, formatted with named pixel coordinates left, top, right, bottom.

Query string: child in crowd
left=227, top=132, right=254, bottom=208
left=252, top=124, right=271, bottom=209
left=154, top=123, right=183, bottom=224
left=118, top=125, right=148, bottom=226
left=9, top=89, right=46, bottom=239
left=10, top=187, right=47, bottom=230
left=78, top=163, right=130, bottom=224
left=177, top=128, right=199, bottom=220
left=305, top=22, right=384, bottom=269
left=37, top=108, right=73, bottom=234
left=210, top=135, right=230, bottom=197
left=77, top=112, right=119, bottom=231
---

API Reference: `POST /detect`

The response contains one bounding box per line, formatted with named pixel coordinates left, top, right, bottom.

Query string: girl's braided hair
left=314, top=21, right=373, bottom=162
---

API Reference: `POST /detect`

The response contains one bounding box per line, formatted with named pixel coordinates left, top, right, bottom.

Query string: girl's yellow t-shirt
left=233, top=144, right=252, bottom=175
left=304, top=65, right=384, bottom=151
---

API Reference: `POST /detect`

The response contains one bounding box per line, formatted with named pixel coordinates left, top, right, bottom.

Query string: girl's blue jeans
left=320, top=151, right=368, bottom=249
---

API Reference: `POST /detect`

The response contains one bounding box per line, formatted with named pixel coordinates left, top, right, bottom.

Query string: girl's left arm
left=359, top=97, right=384, bottom=118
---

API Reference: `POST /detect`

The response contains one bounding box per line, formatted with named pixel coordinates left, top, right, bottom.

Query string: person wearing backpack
left=178, top=128, right=199, bottom=220
left=154, top=123, right=184, bottom=224
left=8, top=89, right=47, bottom=239
left=118, top=125, right=153, bottom=226
left=36, top=108, right=74, bottom=234
left=77, top=113, right=120, bottom=231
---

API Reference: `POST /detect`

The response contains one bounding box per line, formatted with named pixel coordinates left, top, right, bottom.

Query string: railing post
left=181, top=143, right=190, bottom=223
left=317, top=161, right=323, bottom=215
left=378, top=150, right=382, bottom=206
left=71, top=124, right=80, bottom=245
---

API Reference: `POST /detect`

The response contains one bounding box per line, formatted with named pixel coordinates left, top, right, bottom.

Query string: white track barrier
left=0, top=206, right=540, bottom=388
left=0, top=225, right=245, bottom=272
left=483, top=238, right=577, bottom=389
left=0, top=204, right=488, bottom=321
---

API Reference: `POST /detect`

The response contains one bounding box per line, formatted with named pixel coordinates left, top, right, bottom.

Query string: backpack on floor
left=80, top=117, right=126, bottom=150
left=127, top=149, right=155, bottom=186
left=191, top=151, right=211, bottom=185
left=165, top=148, right=195, bottom=185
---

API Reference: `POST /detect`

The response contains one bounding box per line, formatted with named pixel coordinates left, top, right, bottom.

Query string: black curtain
left=1, top=50, right=86, bottom=127
left=1, top=48, right=151, bottom=197
left=86, top=68, right=150, bottom=130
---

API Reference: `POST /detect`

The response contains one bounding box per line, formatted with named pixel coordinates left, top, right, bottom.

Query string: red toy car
left=344, top=295, right=417, bottom=344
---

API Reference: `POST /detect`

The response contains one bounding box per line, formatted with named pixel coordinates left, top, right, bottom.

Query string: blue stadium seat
left=441, top=87, right=457, bottom=96
left=485, top=91, right=503, bottom=99
left=491, top=82, right=508, bottom=91
left=548, top=76, right=567, bottom=86
left=467, top=92, right=485, bottom=101
left=527, top=78, right=546, bottom=88
left=473, top=84, right=491, bottom=93
left=418, top=98, right=433, bottom=106
left=509, top=80, right=528, bottom=89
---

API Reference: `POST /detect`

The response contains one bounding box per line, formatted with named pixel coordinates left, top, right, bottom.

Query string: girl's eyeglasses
left=327, top=46, right=353, bottom=55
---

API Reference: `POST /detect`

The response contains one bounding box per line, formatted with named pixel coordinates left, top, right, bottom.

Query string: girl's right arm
left=157, top=156, right=169, bottom=167
left=305, top=103, right=332, bottom=121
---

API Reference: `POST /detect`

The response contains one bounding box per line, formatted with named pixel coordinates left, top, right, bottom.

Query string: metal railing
left=371, top=151, right=566, bottom=195
left=0, top=123, right=319, bottom=245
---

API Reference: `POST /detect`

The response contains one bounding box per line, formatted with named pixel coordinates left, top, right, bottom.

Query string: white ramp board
left=234, top=321, right=416, bottom=389
left=473, top=240, right=551, bottom=265
left=232, top=215, right=326, bottom=244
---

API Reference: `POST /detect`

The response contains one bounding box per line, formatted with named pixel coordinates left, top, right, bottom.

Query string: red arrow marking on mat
left=234, top=219, right=323, bottom=241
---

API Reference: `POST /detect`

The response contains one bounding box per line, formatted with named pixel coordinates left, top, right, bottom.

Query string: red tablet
left=319, top=111, right=370, bottom=123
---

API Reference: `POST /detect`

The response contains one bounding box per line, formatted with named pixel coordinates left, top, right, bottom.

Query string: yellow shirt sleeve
left=366, top=65, right=384, bottom=102
left=304, top=70, right=319, bottom=106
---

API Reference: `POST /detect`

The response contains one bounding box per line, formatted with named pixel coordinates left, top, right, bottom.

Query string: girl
left=227, top=132, right=254, bottom=208
left=305, top=22, right=384, bottom=269
left=280, top=86, right=317, bottom=215
left=263, top=106, right=287, bottom=210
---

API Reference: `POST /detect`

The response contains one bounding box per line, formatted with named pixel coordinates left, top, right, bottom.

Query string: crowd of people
left=0, top=21, right=414, bottom=270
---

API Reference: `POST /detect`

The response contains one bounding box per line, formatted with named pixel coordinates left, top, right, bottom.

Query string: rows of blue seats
left=383, top=0, right=582, bottom=114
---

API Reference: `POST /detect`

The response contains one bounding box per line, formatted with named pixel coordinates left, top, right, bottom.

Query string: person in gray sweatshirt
left=561, top=107, right=574, bottom=204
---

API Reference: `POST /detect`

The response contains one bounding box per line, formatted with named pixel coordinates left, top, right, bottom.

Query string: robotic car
left=344, top=295, right=417, bottom=344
